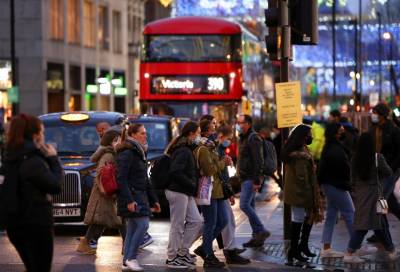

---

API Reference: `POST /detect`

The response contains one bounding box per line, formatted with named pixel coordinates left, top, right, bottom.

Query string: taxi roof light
left=60, top=113, right=90, bottom=122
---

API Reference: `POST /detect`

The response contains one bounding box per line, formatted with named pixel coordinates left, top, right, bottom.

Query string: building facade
left=0, top=0, right=137, bottom=116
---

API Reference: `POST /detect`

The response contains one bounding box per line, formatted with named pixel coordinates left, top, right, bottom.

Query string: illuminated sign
left=60, top=113, right=90, bottom=122
left=86, top=84, right=98, bottom=94
left=152, top=75, right=228, bottom=94
left=114, top=87, right=128, bottom=96
left=99, top=82, right=111, bottom=95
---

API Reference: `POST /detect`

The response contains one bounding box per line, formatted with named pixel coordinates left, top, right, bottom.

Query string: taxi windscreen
left=133, top=121, right=169, bottom=151
left=45, top=125, right=99, bottom=156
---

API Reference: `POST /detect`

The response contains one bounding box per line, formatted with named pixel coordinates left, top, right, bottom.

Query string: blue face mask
left=222, top=140, right=231, bottom=148
left=235, top=124, right=242, bottom=134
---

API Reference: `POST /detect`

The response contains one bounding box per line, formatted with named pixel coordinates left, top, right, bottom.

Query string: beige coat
left=83, top=146, right=122, bottom=228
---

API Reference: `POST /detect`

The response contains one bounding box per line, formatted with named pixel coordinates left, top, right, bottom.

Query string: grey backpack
left=250, top=133, right=278, bottom=176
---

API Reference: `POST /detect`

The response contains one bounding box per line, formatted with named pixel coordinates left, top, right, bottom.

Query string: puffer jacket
left=5, top=141, right=63, bottom=227
left=84, top=146, right=121, bottom=228
left=237, top=128, right=264, bottom=185
left=116, top=139, right=158, bottom=218
left=165, top=136, right=198, bottom=196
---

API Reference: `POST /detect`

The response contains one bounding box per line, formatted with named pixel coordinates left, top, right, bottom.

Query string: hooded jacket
left=116, top=139, right=158, bottom=218
left=165, top=136, right=198, bottom=196
left=84, top=146, right=121, bottom=228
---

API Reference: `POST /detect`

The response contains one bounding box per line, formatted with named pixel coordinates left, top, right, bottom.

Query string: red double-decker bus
left=140, top=16, right=264, bottom=120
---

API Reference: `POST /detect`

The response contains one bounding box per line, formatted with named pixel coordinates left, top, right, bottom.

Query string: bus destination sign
left=151, top=75, right=228, bottom=95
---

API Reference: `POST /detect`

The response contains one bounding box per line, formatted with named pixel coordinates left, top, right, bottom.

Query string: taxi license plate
left=53, top=208, right=81, bottom=217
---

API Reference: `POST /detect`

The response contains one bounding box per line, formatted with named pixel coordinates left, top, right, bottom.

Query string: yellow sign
left=60, top=113, right=90, bottom=122
left=275, top=81, right=302, bottom=128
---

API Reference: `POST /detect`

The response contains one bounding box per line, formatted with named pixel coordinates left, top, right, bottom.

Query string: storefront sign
left=86, top=84, right=98, bottom=94
left=275, top=81, right=302, bottom=128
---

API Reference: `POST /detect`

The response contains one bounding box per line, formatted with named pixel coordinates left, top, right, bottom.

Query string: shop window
left=69, top=65, right=81, bottom=91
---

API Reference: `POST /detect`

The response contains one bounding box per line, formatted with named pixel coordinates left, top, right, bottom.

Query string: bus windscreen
left=143, top=35, right=241, bottom=62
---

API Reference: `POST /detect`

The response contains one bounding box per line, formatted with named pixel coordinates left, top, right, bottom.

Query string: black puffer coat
left=5, top=141, right=63, bottom=227
left=165, top=137, right=198, bottom=196
left=116, top=139, right=158, bottom=218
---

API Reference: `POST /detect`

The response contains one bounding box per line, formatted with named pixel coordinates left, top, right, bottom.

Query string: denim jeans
left=201, top=198, right=228, bottom=256
left=348, top=216, right=394, bottom=252
left=321, top=184, right=355, bottom=244
left=240, top=180, right=266, bottom=234
left=123, top=216, right=150, bottom=263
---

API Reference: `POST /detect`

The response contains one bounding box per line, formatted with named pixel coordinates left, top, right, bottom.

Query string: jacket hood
left=4, top=140, right=40, bottom=162
left=90, top=145, right=115, bottom=163
left=116, top=139, right=146, bottom=161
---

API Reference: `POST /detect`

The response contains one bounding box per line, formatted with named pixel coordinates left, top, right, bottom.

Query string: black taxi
left=39, top=111, right=125, bottom=223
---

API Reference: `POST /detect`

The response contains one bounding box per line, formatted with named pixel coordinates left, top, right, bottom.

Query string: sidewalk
left=235, top=196, right=400, bottom=272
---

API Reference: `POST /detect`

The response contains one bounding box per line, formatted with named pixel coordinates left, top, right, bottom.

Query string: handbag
left=375, top=153, right=389, bottom=214
left=194, top=146, right=213, bottom=206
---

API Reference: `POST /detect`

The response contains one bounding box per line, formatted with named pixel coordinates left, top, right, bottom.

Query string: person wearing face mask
left=116, top=124, right=161, bottom=271
left=318, top=123, right=356, bottom=258
left=77, top=127, right=124, bottom=255
left=164, top=121, right=204, bottom=269
left=236, top=114, right=270, bottom=248
left=367, top=102, right=400, bottom=243
left=200, top=114, right=218, bottom=142
left=282, top=124, right=322, bottom=266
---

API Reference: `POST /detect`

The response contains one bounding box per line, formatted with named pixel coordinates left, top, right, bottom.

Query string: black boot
left=203, top=254, right=225, bottom=268
left=223, top=249, right=251, bottom=265
left=286, top=222, right=309, bottom=266
left=299, top=222, right=316, bottom=258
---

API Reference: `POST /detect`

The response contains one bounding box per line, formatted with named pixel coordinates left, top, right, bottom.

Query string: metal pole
left=280, top=0, right=291, bottom=241
left=378, top=12, right=382, bottom=101
left=332, top=0, right=337, bottom=102
left=10, top=0, right=17, bottom=115
left=354, top=19, right=358, bottom=107
left=390, top=38, right=394, bottom=106
left=358, top=0, right=363, bottom=106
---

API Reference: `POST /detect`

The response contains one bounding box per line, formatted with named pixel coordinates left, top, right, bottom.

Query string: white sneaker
left=125, top=259, right=144, bottom=271
left=387, top=250, right=398, bottom=261
left=355, top=245, right=377, bottom=256
left=320, top=248, right=345, bottom=258
left=344, top=254, right=365, bottom=264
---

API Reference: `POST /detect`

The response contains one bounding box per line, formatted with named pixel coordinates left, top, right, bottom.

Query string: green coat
left=283, top=149, right=316, bottom=209
left=194, top=145, right=226, bottom=199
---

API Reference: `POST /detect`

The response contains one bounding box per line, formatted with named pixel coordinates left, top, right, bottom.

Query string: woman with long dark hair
left=318, top=123, right=354, bottom=258
left=116, top=123, right=161, bottom=271
left=282, top=124, right=322, bottom=266
left=164, top=121, right=203, bottom=269
left=2, top=114, right=63, bottom=272
left=344, top=133, right=396, bottom=263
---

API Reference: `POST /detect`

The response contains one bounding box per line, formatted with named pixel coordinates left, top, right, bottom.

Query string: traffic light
left=289, top=0, right=318, bottom=45
left=264, top=0, right=281, bottom=61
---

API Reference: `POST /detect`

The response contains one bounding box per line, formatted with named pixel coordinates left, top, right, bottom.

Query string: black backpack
left=0, top=155, right=29, bottom=228
left=149, top=154, right=171, bottom=190
left=250, top=133, right=278, bottom=177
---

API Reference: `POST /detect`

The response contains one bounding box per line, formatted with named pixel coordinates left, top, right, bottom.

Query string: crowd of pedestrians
left=1, top=102, right=400, bottom=271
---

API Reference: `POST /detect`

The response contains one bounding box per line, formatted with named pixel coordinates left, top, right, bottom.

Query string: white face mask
left=270, top=132, right=277, bottom=140
left=193, top=135, right=201, bottom=145
left=371, top=113, right=379, bottom=123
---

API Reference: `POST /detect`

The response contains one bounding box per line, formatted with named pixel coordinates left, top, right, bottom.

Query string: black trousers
left=7, top=225, right=54, bottom=272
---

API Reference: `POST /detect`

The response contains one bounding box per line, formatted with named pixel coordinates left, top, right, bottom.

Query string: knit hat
left=373, top=103, right=390, bottom=118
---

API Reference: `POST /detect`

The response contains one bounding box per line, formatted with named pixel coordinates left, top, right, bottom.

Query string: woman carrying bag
left=344, top=133, right=397, bottom=263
